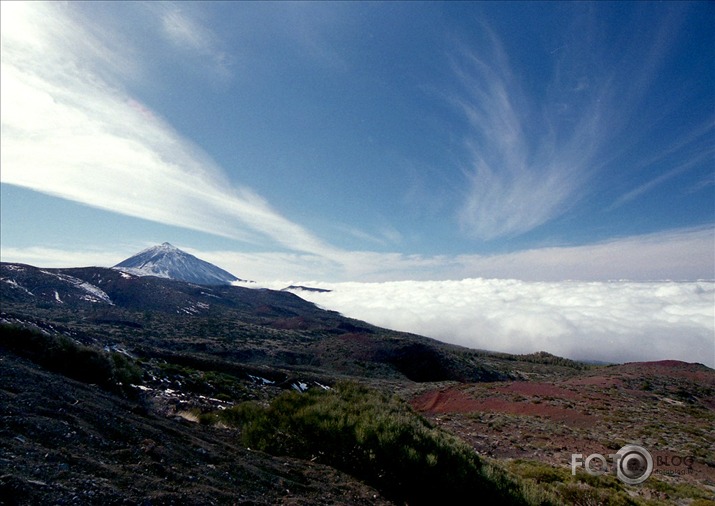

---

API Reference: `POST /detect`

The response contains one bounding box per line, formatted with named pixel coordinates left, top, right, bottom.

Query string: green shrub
left=156, top=362, right=249, bottom=399
left=510, top=460, right=570, bottom=484
left=110, top=352, right=143, bottom=388
left=647, top=478, right=714, bottom=501
left=0, top=324, right=142, bottom=394
left=211, top=381, right=536, bottom=505
left=556, top=482, right=638, bottom=506
left=518, top=351, right=587, bottom=369
left=691, top=500, right=715, bottom=506
left=508, top=460, right=638, bottom=505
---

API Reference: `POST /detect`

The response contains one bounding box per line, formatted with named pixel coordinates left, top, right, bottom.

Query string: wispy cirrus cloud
left=0, top=246, right=130, bottom=269
left=0, top=2, right=338, bottom=261
left=608, top=118, right=715, bottom=209
left=451, top=8, right=711, bottom=240
left=451, top=26, right=604, bottom=240
left=154, top=3, right=233, bottom=82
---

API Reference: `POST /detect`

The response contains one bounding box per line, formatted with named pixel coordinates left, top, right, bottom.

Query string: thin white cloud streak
left=0, top=246, right=130, bottom=269
left=271, top=227, right=713, bottom=283
left=154, top=3, right=232, bottom=82
left=338, top=224, right=404, bottom=248
left=285, top=279, right=715, bottom=368
left=161, top=7, right=213, bottom=51
left=609, top=132, right=715, bottom=210
left=0, top=2, right=338, bottom=261
left=3, top=227, right=710, bottom=283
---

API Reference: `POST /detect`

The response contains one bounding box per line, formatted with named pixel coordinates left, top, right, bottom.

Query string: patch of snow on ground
left=113, top=266, right=171, bottom=279
left=291, top=382, right=308, bottom=392
left=38, top=270, right=113, bottom=305
left=248, top=375, right=275, bottom=385
left=78, top=282, right=113, bottom=304
left=2, top=278, right=35, bottom=296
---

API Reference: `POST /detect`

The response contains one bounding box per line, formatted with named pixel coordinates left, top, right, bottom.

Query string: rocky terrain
left=1, top=260, right=714, bottom=505
left=411, top=359, right=715, bottom=504
left=0, top=349, right=389, bottom=505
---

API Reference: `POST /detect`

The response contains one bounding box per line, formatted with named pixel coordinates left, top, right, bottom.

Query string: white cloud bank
left=284, top=279, right=715, bottom=368
left=2, top=238, right=712, bottom=368
left=3, top=242, right=711, bottom=367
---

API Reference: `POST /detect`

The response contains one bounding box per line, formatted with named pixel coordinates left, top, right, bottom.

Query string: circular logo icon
left=616, top=444, right=653, bottom=484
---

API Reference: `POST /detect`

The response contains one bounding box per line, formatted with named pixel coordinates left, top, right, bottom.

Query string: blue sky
left=2, top=1, right=714, bottom=282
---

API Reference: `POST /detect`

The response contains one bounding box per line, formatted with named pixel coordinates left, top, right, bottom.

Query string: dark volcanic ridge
left=283, top=285, right=333, bottom=293
left=0, top=261, right=505, bottom=383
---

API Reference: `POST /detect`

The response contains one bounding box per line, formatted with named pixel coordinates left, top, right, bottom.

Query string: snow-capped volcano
left=114, top=243, right=241, bottom=285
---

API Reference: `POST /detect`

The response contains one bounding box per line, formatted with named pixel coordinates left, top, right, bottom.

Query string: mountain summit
left=113, top=242, right=241, bottom=285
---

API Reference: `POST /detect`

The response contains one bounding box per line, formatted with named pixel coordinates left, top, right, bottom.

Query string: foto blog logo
left=571, top=444, right=654, bottom=484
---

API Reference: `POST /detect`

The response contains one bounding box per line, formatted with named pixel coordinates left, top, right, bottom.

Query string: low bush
left=210, top=381, right=538, bottom=505
left=0, top=324, right=142, bottom=394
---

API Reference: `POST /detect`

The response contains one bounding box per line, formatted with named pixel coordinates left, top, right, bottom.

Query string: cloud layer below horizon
left=284, top=279, right=715, bottom=368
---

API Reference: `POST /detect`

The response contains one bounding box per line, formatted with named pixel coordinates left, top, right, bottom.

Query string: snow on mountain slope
left=1, top=264, right=114, bottom=305
left=40, top=270, right=113, bottom=304
left=113, top=243, right=241, bottom=286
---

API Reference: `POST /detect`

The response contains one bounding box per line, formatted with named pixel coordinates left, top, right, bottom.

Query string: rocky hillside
left=0, top=262, right=505, bottom=384
left=2, top=260, right=714, bottom=505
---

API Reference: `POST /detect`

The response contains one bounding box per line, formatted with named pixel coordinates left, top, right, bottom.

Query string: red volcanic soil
left=495, top=382, right=580, bottom=399
left=412, top=361, right=715, bottom=422
left=412, top=387, right=480, bottom=413
left=566, top=375, right=622, bottom=387
left=412, top=384, right=592, bottom=424
left=629, top=360, right=697, bottom=368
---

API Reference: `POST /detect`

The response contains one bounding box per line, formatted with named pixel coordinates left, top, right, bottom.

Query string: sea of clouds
left=276, top=279, right=715, bottom=368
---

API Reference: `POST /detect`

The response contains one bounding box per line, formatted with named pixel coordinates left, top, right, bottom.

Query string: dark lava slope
left=0, top=350, right=389, bottom=505
left=0, top=262, right=506, bottom=384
